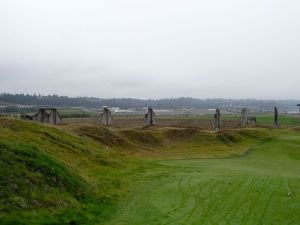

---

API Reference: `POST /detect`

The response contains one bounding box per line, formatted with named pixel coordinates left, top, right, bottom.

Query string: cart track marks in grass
left=196, top=180, right=231, bottom=225
left=224, top=175, right=258, bottom=225
left=182, top=177, right=200, bottom=224
left=258, top=177, right=284, bottom=225
left=204, top=176, right=250, bottom=225
left=214, top=175, right=253, bottom=223
left=240, top=176, right=271, bottom=225
left=161, top=176, right=206, bottom=225
left=148, top=172, right=299, bottom=225
left=159, top=176, right=193, bottom=222
left=161, top=177, right=186, bottom=218
left=192, top=178, right=230, bottom=225
left=159, top=176, right=221, bottom=225
left=170, top=176, right=238, bottom=225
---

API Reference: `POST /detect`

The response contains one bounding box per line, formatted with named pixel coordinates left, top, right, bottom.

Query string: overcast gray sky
left=0, top=0, right=299, bottom=99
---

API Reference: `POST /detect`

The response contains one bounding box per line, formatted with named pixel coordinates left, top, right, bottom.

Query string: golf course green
left=106, top=132, right=300, bottom=225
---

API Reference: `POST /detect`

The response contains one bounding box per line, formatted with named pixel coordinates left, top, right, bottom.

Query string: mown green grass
left=105, top=131, right=300, bottom=225
left=1, top=118, right=300, bottom=225
left=256, top=114, right=299, bottom=126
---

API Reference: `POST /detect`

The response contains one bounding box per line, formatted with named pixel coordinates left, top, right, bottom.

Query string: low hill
left=71, top=125, right=273, bottom=158
left=0, top=118, right=130, bottom=225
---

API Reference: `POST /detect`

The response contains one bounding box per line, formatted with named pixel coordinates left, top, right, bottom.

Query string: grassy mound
left=70, top=125, right=274, bottom=159
left=118, top=129, right=164, bottom=147
left=0, top=118, right=129, bottom=225
left=73, top=125, right=134, bottom=149
left=0, top=141, right=90, bottom=210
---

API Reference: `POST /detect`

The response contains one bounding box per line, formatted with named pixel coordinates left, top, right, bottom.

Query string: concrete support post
left=241, top=108, right=248, bottom=126
left=213, top=108, right=221, bottom=130
left=40, top=109, right=45, bottom=123
left=145, top=107, right=155, bottom=125
left=274, top=107, right=279, bottom=127
left=101, top=107, right=113, bottom=126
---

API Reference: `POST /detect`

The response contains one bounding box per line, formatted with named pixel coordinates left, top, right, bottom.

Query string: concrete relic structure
left=241, top=108, right=248, bottom=126
left=274, top=107, right=279, bottom=127
left=213, top=108, right=221, bottom=130
left=101, top=107, right=113, bottom=126
left=247, top=116, right=257, bottom=124
left=32, top=108, right=62, bottom=125
left=144, top=107, right=155, bottom=125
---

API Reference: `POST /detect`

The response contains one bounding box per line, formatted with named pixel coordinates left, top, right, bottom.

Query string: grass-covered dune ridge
left=0, top=118, right=129, bottom=225
left=72, top=125, right=273, bottom=158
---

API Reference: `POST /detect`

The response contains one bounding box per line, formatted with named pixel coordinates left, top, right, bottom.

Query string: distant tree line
left=0, top=93, right=299, bottom=112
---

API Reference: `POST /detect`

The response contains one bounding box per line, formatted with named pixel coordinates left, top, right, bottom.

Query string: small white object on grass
left=288, top=191, right=292, bottom=196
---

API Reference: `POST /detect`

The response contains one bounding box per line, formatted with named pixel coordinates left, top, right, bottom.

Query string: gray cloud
left=0, top=0, right=300, bottom=99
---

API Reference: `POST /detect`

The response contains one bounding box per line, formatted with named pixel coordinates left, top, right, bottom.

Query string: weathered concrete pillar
left=144, top=107, right=155, bottom=125
left=213, top=108, right=221, bottom=130
left=49, top=109, right=62, bottom=125
left=217, top=109, right=221, bottom=129
left=32, top=108, right=61, bottom=125
left=52, top=109, right=57, bottom=125
left=241, top=108, right=248, bottom=126
left=274, top=107, right=279, bottom=127
left=40, top=109, right=45, bottom=123
left=247, top=116, right=257, bottom=124
left=101, top=107, right=113, bottom=126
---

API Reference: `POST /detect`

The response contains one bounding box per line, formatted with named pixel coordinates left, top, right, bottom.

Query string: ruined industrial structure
left=18, top=104, right=290, bottom=129
left=241, top=108, right=257, bottom=125
left=31, top=108, right=62, bottom=125
left=247, top=116, right=257, bottom=124
left=241, top=108, right=248, bottom=126
left=100, top=107, right=113, bottom=126
left=144, top=107, right=155, bottom=125
left=213, top=108, right=221, bottom=130
left=274, top=107, right=279, bottom=127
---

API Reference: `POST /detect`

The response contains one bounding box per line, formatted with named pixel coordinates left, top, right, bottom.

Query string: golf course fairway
left=106, top=132, right=300, bottom=225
